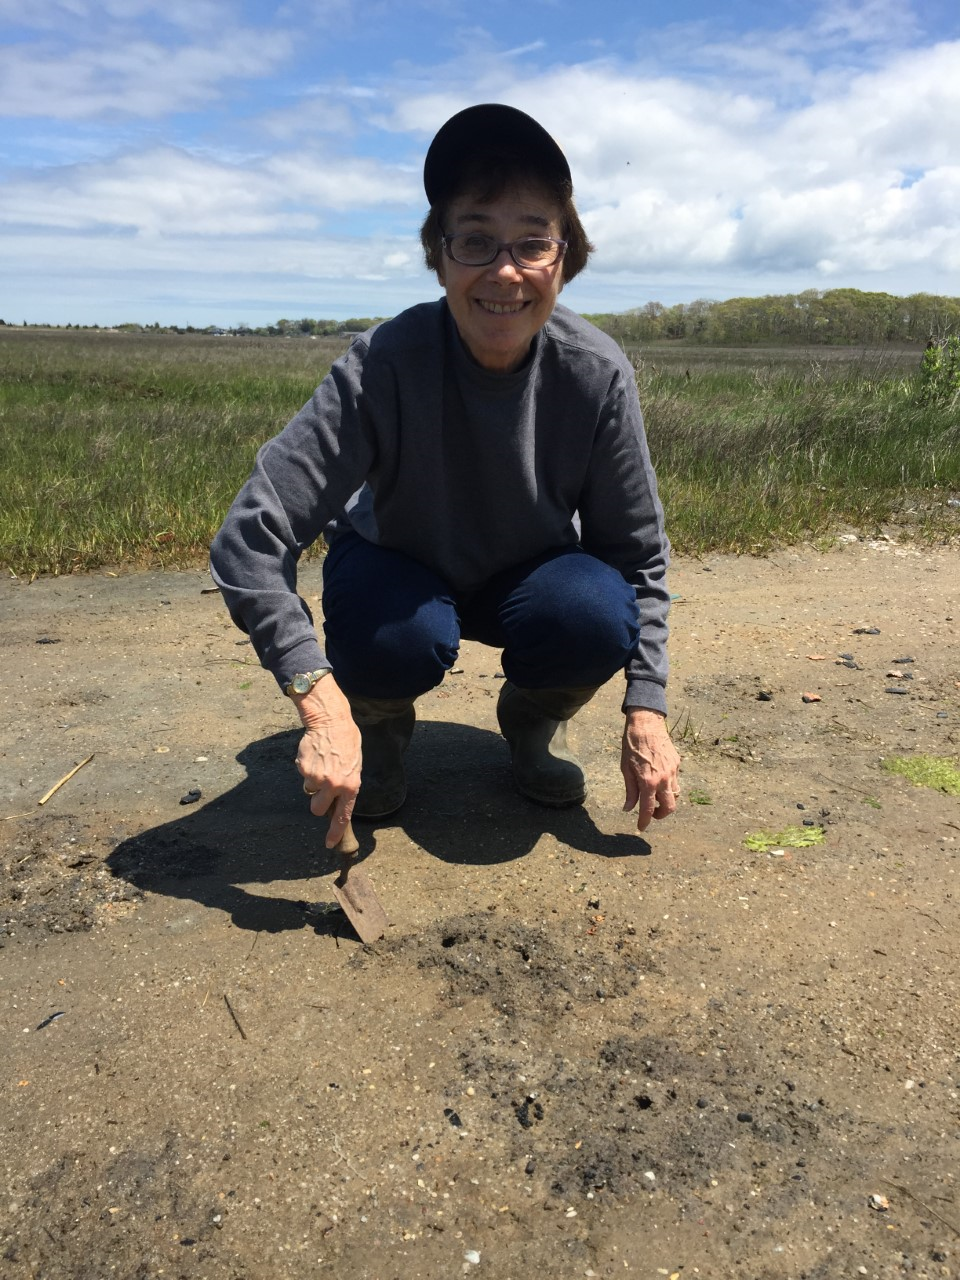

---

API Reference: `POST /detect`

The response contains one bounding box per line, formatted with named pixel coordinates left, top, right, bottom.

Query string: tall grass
left=1, top=329, right=957, bottom=576
left=637, top=348, right=959, bottom=553
left=1, top=330, right=344, bottom=575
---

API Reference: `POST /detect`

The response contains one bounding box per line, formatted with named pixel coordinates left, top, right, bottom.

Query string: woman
left=211, top=103, right=681, bottom=849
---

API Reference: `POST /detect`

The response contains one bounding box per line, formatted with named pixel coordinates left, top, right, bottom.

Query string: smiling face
left=438, top=182, right=565, bottom=374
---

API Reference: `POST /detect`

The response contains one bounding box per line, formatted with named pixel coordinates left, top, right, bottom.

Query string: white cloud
left=0, top=30, right=292, bottom=119
left=0, top=146, right=418, bottom=235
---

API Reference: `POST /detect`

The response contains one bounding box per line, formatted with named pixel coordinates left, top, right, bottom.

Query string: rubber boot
left=496, top=682, right=600, bottom=807
left=348, top=695, right=416, bottom=819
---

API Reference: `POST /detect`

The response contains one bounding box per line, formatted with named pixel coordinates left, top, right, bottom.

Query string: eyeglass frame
left=441, top=233, right=568, bottom=269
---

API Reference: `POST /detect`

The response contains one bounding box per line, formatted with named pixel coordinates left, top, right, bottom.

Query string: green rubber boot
left=496, top=682, right=600, bottom=807
left=348, top=695, right=416, bottom=819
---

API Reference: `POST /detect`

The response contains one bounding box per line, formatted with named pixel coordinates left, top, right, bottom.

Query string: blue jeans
left=321, top=532, right=639, bottom=700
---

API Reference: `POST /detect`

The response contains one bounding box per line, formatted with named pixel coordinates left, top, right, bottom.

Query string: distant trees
left=584, top=289, right=960, bottom=347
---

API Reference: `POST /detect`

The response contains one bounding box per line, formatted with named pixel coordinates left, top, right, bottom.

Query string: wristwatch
left=284, top=668, right=332, bottom=698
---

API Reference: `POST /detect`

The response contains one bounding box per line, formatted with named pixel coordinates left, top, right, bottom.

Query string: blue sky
left=2, top=0, right=959, bottom=326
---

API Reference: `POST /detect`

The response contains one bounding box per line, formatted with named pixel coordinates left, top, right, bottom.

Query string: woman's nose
left=486, top=247, right=524, bottom=280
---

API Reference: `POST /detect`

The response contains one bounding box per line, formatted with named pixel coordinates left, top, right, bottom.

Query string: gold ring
left=303, top=781, right=318, bottom=796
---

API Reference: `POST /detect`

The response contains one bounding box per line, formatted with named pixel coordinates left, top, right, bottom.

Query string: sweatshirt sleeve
left=577, top=366, right=671, bottom=715
left=209, top=341, right=378, bottom=691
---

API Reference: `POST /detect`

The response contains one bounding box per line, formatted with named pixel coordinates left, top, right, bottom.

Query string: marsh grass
left=1, top=329, right=957, bottom=576
left=1, top=329, right=345, bottom=575
left=637, top=344, right=960, bottom=553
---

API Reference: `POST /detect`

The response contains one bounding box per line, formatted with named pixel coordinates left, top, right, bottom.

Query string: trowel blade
left=331, top=866, right=389, bottom=943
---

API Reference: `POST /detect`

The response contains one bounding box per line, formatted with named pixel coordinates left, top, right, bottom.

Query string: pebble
left=757, top=690, right=773, bottom=701
left=801, top=693, right=821, bottom=704
left=885, top=687, right=908, bottom=695
left=179, top=788, right=202, bottom=804
left=853, top=626, right=881, bottom=635
left=737, top=1111, right=753, bottom=1123
left=464, top=1249, right=481, bottom=1265
left=891, top=656, right=915, bottom=663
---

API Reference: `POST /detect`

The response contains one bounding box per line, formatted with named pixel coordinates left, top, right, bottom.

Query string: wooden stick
left=881, top=1178, right=960, bottom=1238
left=223, top=993, right=247, bottom=1041
left=38, top=754, right=95, bottom=806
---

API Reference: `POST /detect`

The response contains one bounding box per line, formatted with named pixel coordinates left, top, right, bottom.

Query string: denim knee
left=496, top=551, right=639, bottom=689
left=321, top=533, right=460, bottom=699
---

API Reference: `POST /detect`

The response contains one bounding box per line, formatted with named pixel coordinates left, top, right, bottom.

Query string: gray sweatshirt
left=210, top=300, right=671, bottom=713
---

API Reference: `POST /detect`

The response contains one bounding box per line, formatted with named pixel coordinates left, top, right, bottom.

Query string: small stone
left=839, top=653, right=855, bottom=661
left=885, top=687, right=908, bottom=695
left=525, top=1159, right=536, bottom=1175
left=802, top=819, right=817, bottom=827
left=696, top=1097, right=709, bottom=1109
left=801, top=692, right=822, bottom=703
left=737, top=1111, right=753, bottom=1123
left=868, top=1193, right=890, bottom=1211
left=757, top=690, right=774, bottom=701
left=853, top=626, right=881, bottom=635
left=464, top=1249, right=481, bottom=1265
left=179, top=788, right=202, bottom=805
left=892, top=656, right=915, bottom=663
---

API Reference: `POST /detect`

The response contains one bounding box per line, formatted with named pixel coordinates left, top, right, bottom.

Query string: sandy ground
left=1, top=541, right=959, bottom=1280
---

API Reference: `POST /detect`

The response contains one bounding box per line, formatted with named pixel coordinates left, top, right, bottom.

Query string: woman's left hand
left=621, top=708, right=681, bottom=832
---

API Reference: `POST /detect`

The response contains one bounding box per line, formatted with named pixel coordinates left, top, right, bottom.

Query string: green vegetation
left=881, top=755, right=960, bottom=797
left=640, top=341, right=960, bottom=553
left=1, top=325, right=958, bottom=577
left=744, top=825, right=825, bottom=852
left=584, top=288, right=960, bottom=347
left=917, top=336, right=960, bottom=404
left=0, top=329, right=344, bottom=575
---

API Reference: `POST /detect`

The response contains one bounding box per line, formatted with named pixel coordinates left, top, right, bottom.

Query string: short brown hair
left=420, top=148, right=593, bottom=286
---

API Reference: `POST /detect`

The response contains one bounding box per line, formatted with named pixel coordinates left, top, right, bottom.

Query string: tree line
left=583, top=289, right=960, bottom=347
left=5, top=289, right=959, bottom=346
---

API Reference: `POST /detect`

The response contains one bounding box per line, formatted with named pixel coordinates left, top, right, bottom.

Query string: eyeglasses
left=441, top=233, right=567, bottom=269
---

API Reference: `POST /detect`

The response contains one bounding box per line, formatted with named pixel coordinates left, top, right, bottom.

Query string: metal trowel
left=330, top=820, right=388, bottom=943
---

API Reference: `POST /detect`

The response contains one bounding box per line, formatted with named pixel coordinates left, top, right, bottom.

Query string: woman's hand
left=621, top=708, right=681, bottom=832
left=292, top=676, right=362, bottom=848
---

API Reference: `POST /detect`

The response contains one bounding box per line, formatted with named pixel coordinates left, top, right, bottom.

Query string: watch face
left=291, top=673, right=312, bottom=694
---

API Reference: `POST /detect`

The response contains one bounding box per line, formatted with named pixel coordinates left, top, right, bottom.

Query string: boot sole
left=513, top=781, right=586, bottom=808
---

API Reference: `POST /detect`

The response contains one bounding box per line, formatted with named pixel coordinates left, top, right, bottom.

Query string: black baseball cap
left=423, top=103, right=571, bottom=206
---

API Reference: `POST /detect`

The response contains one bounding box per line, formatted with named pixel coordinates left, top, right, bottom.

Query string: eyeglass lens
left=445, top=235, right=564, bottom=267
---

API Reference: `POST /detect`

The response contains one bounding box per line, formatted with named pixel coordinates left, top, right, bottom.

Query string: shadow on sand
left=107, top=720, right=649, bottom=935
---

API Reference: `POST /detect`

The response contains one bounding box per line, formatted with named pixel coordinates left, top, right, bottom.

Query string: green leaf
left=744, top=824, right=825, bottom=852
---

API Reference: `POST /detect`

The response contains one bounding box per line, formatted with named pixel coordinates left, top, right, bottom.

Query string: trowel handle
left=335, top=819, right=359, bottom=858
